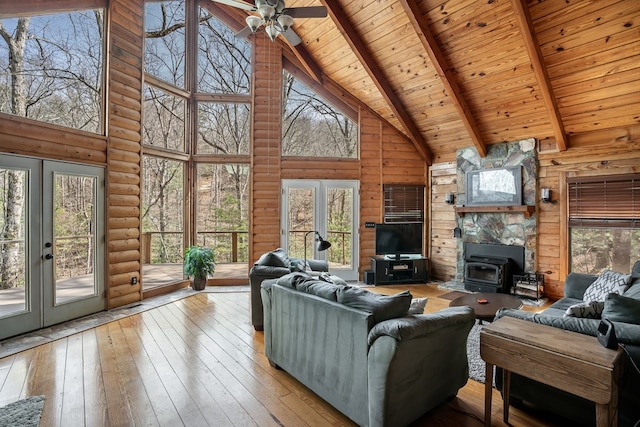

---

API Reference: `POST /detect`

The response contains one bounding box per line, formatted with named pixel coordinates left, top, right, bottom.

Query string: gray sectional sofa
left=495, top=261, right=640, bottom=426
left=261, top=272, right=476, bottom=427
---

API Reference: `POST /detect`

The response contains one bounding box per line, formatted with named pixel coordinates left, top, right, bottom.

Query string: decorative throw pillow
left=408, top=297, right=428, bottom=315
left=563, top=301, right=604, bottom=318
left=337, top=288, right=412, bottom=324
left=582, top=270, right=632, bottom=302
left=602, top=293, right=640, bottom=325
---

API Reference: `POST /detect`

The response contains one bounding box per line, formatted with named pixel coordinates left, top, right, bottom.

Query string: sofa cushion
left=563, top=300, right=604, bottom=319
left=337, top=287, right=412, bottom=324
left=408, top=297, right=428, bottom=315
left=255, top=248, right=290, bottom=268
left=602, top=293, right=640, bottom=325
left=582, top=270, right=632, bottom=302
left=623, top=283, right=640, bottom=300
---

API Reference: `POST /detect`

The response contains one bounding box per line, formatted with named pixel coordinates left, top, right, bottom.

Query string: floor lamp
left=304, top=231, right=331, bottom=272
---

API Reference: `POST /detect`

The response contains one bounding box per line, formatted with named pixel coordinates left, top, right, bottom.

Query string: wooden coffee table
left=449, top=292, right=522, bottom=322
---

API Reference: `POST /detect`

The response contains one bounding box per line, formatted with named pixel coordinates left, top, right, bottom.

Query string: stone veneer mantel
left=455, top=205, right=536, bottom=218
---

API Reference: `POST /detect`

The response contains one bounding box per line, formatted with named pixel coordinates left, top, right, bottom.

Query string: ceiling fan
left=211, top=0, right=327, bottom=46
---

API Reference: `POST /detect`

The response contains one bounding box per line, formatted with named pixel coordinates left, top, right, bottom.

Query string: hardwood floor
left=0, top=284, right=576, bottom=426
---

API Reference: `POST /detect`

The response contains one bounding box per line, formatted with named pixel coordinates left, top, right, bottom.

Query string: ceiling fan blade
left=282, top=28, right=302, bottom=46
left=210, top=0, right=256, bottom=11
left=285, top=6, right=327, bottom=19
left=235, top=26, right=253, bottom=39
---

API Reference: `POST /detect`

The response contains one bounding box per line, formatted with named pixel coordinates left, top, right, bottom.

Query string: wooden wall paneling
left=536, top=126, right=640, bottom=299
left=428, top=162, right=457, bottom=281
left=249, top=34, right=283, bottom=264
left=358, top=109, right=383, bottom=278
left=0, top=114, right=107, bottom=165
left=106, top=0, right=144, bottom=308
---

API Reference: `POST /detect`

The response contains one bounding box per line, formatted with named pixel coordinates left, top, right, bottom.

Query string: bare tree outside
left=0, top=9, right=104, bottom=292
left=282, top=71, right=357, bottom=158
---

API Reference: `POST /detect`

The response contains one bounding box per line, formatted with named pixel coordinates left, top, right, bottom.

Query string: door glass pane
left=327, top=187, right=353, bottom=269
left=0, top=168, right=28, bottom=318
left=287, top=187, right=314, bottom=259
left=53, top=173, right=97, bottom=304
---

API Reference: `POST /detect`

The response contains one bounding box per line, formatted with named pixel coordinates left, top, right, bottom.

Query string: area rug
left=466, top=323, right=495, bottom=386
left=0, top=395, right=45, bottom=426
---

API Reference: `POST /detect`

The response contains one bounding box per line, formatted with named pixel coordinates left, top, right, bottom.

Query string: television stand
left=370, top=256, right=428, bottom=285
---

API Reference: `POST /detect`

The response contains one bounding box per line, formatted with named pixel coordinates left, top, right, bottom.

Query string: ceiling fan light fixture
left=277, top=14, right=294, bottom=32
left=258, top=5, right=276, bottom=20
left=265, top=24, right=279, bottom=41
left=245, top=15, right=263, bottom=33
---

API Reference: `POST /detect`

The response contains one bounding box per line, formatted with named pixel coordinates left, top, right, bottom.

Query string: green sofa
left=261, top=273, right=475, bottom=427
left=495, top=261, right=640, bottom=427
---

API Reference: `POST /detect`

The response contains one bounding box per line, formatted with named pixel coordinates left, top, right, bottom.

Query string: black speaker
left=364, top=270, right=375, bottom=285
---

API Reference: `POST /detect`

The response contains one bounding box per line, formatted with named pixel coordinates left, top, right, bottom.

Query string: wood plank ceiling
left=217, top=0, right=639, bottom=164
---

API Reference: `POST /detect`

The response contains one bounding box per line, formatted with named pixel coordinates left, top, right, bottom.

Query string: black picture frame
left=465, top=167, right=522, bottom=206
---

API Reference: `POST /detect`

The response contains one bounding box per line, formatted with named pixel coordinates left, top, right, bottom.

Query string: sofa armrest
left=367, top=306, right=475, bottom=345
left=563, top=272, right=597, bottom=299
left=288, top=257, right=329, bottom=272
left=367, top=306, right=475, bottom=427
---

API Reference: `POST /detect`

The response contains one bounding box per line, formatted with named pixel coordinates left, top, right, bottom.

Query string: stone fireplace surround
left=454, top=139, right=538, bottom=285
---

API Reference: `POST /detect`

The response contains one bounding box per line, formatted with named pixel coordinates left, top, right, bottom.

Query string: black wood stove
left=463, top=243, right=525, bottom=293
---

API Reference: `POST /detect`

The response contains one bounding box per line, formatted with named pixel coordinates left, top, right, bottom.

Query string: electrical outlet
left=131, top=276, right=137, bottom=285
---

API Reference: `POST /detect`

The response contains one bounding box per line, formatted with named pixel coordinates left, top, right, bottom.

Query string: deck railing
left=140, top=229, right=352, bottom=266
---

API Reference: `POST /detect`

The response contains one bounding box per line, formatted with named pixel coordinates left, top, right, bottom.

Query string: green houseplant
left=184, top=245, right=216, bottom=291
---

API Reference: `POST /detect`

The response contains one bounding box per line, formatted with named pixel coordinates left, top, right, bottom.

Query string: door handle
left=45, top=253, right=54, bottom=260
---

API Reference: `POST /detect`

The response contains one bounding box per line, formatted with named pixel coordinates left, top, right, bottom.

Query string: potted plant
left=184, top=245, right=216, bottom=291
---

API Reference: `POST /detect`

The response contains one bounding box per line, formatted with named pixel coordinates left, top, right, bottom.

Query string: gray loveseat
left=261, top=273, right=475, bottom=427
left=249, top=248, right=328, bottom=330
left=495, top=261, right=640, bottom=426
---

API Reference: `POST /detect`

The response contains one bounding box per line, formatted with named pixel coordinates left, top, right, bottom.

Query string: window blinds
left=567, top=174, right=640, bottom=228
left=383, top=185, right=425, bottom=223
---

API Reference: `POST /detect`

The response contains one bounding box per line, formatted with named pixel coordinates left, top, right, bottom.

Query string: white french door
left=281, top=180, right=359, bottom=280
left=0, top=154, right=105, bottom=340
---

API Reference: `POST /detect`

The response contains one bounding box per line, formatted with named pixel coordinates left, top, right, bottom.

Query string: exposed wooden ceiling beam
left=287, top=44, right=324, bottom=84
left=511, top=0, right=568, bottom=152
left=320, top=0, right=433, bottom=164
left=399, top=0, right=487, bottom=158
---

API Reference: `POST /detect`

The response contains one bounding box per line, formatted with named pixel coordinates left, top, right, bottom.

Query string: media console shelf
left=454, top=205, right=535, bottom=218
left=370, top=256, right=428, bottom=285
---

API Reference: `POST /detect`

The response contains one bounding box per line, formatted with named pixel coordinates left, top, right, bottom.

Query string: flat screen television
left=375, top=222, right=423, bottom=259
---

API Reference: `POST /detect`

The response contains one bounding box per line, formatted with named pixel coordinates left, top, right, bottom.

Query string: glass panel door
left=0, top=156, right=41, bottom=339
left=42, top=161, right=105, bottom=326
left=282, top=180, right=359, bottom=280
left=0, top=155, right=105, bottom=339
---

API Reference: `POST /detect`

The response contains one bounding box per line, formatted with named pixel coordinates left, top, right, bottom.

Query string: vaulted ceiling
left=211, top=0, right=640, bottom=164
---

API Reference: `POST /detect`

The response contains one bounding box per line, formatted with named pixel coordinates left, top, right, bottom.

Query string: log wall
left=105, top=0, right=144, bottom=308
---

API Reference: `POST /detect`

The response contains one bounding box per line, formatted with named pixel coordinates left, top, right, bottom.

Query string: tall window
left=282, top=70, right=358, bottom=158
left=142, top=0, right=251, bottom=287
left=0, top=9, right=104, bottom=132
left=569, top=174, right=640, bottom=274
